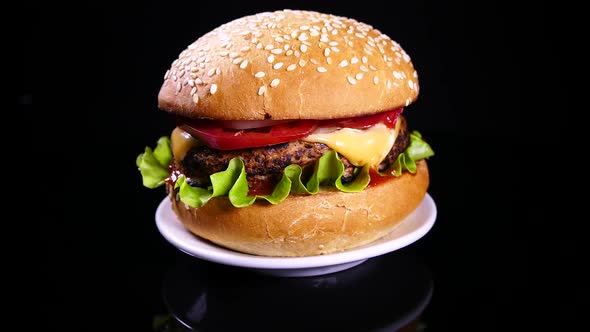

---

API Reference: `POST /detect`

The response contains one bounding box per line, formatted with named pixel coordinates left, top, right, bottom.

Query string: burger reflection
left=159, top=250, right=432, bottom=332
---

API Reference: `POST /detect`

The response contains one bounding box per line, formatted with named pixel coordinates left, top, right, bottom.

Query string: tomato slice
left=320, top=108, right=403, bottom=129
left=178, top=108, right=403, bottom=150
left=182, top=120, right=319, bottom=150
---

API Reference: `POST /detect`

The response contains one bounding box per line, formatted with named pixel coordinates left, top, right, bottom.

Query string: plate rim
left=156, top=193, right=436, bottom=270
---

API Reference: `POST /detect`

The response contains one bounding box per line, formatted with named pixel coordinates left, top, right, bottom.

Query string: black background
left=24, top=1, right=554, bottom=330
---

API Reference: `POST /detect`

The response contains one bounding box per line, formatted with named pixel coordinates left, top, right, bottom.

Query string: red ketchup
left=248, top=180, right=275, bottom=196
left=368, top=169, right=392, bottom=188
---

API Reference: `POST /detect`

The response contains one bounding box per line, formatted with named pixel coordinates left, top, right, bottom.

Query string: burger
left=137, top=10, right=434, bottom=257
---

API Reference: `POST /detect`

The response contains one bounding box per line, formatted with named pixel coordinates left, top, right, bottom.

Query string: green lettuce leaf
left=137, top=130, right=434, bottom=208
left=175, top=175, right=212, bottom=208
left=153, top=136, right=172, bottom=167
left=385, top=130, right=434, bottom=177
left=136, top=137, right=172, bottom=188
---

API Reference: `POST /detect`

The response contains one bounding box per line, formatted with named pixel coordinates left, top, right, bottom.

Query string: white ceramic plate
left=156, top=193, right=437, bottom=277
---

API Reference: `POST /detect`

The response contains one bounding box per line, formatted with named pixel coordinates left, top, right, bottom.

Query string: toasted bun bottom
left=170, top=160, right=429, bottom=257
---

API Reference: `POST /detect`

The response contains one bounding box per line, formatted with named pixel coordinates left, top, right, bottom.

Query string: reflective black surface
left=162, top=251, right=432, bottom=331
left=33, top=1, right=540, bottom=330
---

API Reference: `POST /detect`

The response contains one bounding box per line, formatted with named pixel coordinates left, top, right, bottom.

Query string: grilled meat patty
left=181, top=116, right=409, bottom=187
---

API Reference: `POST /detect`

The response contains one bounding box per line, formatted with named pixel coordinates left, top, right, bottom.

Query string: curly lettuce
left=383, top=131, right=434, bottom=176
left=136, top=131, right=434, bottom=208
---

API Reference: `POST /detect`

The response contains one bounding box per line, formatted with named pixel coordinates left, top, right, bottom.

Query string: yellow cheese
left=303, top=122, right=400, bottom=168
left=171, top=127, right=199, bottom=161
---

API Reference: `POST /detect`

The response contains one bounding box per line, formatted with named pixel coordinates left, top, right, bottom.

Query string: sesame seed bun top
left=158, top=9, right=419, bottom=120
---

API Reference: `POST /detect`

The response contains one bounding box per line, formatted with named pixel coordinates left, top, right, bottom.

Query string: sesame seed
left=324, top=48, right=331, bottom=56
left=408, top=79, right=414, bottom=90
left=173, top=75, right=178, bottom=81
left=273, top=62, right=284, bottom=70
left=339, top=60, right=348, bottom=67
left=294, top=50, right=301, bottom=57
left=351, top=57, right=359, bottom=64
left=286, top=50, right=294, bottom=56
left=265, top=44, right=274, bottom=50
left=329, top=41, right=338, bottom=46
left=291, top=30, right=298, bottom=38
left=327, top=57, right=333, bottom=64
left=240, top=60, right=248, bottom=69
left=317, top=66, right=327, bottom=73
left=300, top=44, right=308, bottom=52
left=176, top=82, right=182, bottom=92
left=298, top=33, right=309, bottom=41
left=405, top=98, right=410, bottom=106
left=413, top=71, right=418, bottom=78
left=355, top=73, right=364, bottom=80
left=373, top=76, right=379, bottom=84
left=284, top=44, right=290, bottom=50
left=192, top=94, right=199, bottom=103
left=320, top=37, right=329, bottom=43
left=403, top=53, right=411, bottom=63
left=270, top=78, right=280, bottom=87
left=229, top=52, right=239, bottom=58
left=271, top=48, right=283, bottom=54
left=362, top=56, right=368, bottom=64
left=195, top=78, right=203, bottom=84
left=240, top=46, right=251, bottom=52
left=219, top=51, right=229, bottom=57
left=188, top=80, right=195, bottom=87
left=255, top=71, right=266, bottom=78
left=275, top=37, right=284, bottom=43
left=310, top=58, right=319, bottom=65
left=232, top=58, right=242, bottom=65
left=360, top=65, right=369, bottom=72
left=369, top=65, right=377, bottom=71
left=299, top=59, right=306, bottom=67
left=287, top=64, right=297, bottom=71
left=310, top=30, right=320, bottom=37
left=256, top=42, right=263, bottom=49
left=210, top=84, right=218, bottom=95
left=208, top=68, right=216, bottom=76
left=300, top=25, right=310, bottom=30
left=393, top=71, right=403, bottom=79
left=216, top=68, right=221, bottom=75
left=331, top=29, right=338, bottom=35
left=355, top=33, right=365, bottom=38
left=164, top=70, right=170, bottom=79
left=190, top=87, right=197, bottom=95
left=267, top=55, right=275, bottom=63
left=258, top=86, right=266, bottom=95
left=348, top=41, right=354, bottom=47
left=347, top=76, right=357, bottom=85
left=387, top=80, right=392, bottom=89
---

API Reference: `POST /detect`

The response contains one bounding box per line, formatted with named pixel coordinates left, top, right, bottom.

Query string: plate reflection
left=161, top=250, right=432, bottom=331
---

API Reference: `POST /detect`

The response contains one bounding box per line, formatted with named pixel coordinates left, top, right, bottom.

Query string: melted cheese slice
left=303, top=122, right=400, bottom=168
left=171, top=127, right=200, bottom=161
